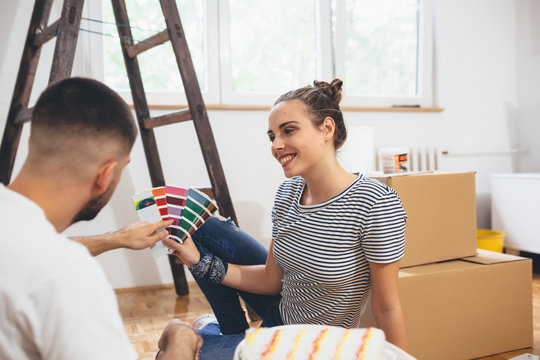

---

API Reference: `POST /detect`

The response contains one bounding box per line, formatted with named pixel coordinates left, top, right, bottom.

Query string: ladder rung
left=143, top=109, right=192, bottom=129
left=14, top=108, right=34, bottom=125
left=126, top=29, right=170, bottom=58
left=33, top=19, right=60, bottom=47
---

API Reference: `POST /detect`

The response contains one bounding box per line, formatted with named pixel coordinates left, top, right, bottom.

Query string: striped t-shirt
left=272, top=175, right=406, bottom=328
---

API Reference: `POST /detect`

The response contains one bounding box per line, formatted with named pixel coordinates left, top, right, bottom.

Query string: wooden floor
left=117, top=267, right=540, bottom=360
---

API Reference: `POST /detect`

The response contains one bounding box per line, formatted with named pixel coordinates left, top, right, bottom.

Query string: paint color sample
left=177, top=188, right=218, bottom=242
left=165, top=186, right=187, bottom=243
left=152, top=187, right=169, bottom=219
left=132, top=190, right=174, bottom=257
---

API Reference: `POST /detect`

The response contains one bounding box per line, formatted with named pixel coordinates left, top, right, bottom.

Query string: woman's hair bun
left=313, top=79, right=343, bottom=105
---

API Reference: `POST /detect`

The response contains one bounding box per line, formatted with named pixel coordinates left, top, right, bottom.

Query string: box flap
left=367, top=171, right=475, bottom=181
left=365, top=171, right=434, bottom=179
left=462, top=249, right=530, bottom=264
left=399, top=259, right=480, bottom=278
left=369, top=171, right=477, bottom=190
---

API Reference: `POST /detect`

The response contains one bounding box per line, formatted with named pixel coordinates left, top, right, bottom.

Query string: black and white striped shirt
left=272, top=175, right=406, bottom=328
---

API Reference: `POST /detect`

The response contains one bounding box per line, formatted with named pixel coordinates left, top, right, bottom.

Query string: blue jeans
left=190, top=217, right=283, bottom=359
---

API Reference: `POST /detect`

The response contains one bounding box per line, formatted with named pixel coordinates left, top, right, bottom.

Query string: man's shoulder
left=1, top=231, right=99, bottom=299
left=0, top=204, right=90, bottom=263
left=0, top=235, right=135, bottom=360
left=0, top=190, right=97, bottom=299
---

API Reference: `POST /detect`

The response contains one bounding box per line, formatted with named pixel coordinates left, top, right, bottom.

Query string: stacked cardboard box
left=362, top=172, right=533, bottom=359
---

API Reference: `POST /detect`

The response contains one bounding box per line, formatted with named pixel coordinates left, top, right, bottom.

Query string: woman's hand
left=163, top=236, right=201, bottom=267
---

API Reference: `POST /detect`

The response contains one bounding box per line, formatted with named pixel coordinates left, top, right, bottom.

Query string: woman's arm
left=222, top=240, right=283, bottom=295
left=368, top=260, right=409, bottom=353
left=165, top=237, right=283, bottom=296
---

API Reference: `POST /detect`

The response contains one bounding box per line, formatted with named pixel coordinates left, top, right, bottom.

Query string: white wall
left=515, top=0, right=540, bottom=173
left=0, top=0, right=533, bottom=289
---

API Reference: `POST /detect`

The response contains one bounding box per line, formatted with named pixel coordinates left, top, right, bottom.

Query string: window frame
left=217, top=0, right=327, bottom=106
left=333, top=0, right=434, bottom=108
left=88, top=0, right=434, bottom=108
left=88, top=0, right=219, bottom=106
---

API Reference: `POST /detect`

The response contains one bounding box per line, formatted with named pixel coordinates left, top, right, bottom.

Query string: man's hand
left=70, top=219, right=173, bottom=256
left=118, top=220, right=173, bottom=250
left=157, top=319, right=203, bottom=360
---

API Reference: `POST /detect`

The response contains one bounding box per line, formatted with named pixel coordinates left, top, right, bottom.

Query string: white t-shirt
left=0, top=185, right=137, bottom=360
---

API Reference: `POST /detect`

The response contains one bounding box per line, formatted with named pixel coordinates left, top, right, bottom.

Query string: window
left=91, top=0, right=433, bottom=107
left=219, top=0, right=319, bottom=105
left=89, top=0, right=216, bottom=105
left=334, top=0, right=433, bottom=107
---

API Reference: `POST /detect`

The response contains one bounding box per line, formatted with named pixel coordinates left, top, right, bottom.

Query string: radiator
left=409, top=147, right=441, bottom=172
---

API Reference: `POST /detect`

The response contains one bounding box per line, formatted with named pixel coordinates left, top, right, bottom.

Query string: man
left=0, top=77, right=201, bottom=359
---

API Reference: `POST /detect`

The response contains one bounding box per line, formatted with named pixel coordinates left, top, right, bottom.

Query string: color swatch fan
left=132, top=186, right=218, bottom=257
left=176, top=188, right=218, bottom=242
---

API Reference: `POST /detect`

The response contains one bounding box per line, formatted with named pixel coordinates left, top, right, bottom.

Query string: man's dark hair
left=31, top=77, right=137, bottom=155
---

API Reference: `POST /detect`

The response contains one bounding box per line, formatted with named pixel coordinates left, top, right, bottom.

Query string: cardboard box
left=372, top=172, right=478, bottom=267
left=360, top=250, right=533, bottom=359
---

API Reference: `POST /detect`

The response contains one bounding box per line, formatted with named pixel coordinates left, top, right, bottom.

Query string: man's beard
left=71, top=183, right=113, bottom=224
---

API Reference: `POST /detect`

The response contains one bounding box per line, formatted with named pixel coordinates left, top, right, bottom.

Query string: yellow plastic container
left=477, top=229, right=505, bottom=253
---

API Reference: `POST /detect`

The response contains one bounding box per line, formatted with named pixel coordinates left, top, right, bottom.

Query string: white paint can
left=379, top=147, right=409, bottom=174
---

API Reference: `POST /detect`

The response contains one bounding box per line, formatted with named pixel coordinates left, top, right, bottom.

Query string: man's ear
left=93, top=160, right=118, bottom=194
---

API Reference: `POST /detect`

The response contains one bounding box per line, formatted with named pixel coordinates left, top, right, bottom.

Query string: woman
left=164, top=79, right=409, bottom=358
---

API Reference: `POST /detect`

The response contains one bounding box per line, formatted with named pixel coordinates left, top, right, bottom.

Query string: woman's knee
left=193, top=217, right=268, bottom=264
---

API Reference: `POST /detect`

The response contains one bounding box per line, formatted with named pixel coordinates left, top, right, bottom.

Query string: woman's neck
left=300, top=158, right=356, bottom=206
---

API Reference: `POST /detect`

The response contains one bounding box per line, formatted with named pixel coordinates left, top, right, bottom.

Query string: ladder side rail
left=111, top=0, right=189, bottom=296
left=159, top=0, right=238, bottom=225
left=111, top=0, right=165, bottom=187
left=49, top=0, right=85, bottom=83
left=0, top=0, right=55, bottom=184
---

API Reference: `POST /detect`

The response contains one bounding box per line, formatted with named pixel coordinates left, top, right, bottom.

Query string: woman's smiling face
left=267, top=100, right=330, bottom=178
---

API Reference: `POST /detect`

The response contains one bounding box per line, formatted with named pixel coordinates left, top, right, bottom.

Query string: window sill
left=140, top=104, right=444, bottom=112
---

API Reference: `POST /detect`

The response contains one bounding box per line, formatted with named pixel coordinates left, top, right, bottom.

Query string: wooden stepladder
left=0, top=0, right=85, bottom=183
left=0, top=0, right=238, bottom=297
